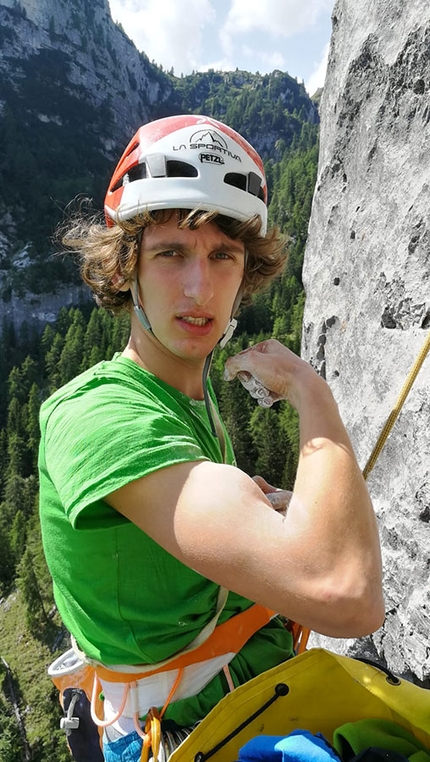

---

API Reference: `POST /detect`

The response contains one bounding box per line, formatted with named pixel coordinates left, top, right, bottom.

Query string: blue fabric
left=103, top=730, right=143, bottom=762
left=239, top=730, right=340, bottom=762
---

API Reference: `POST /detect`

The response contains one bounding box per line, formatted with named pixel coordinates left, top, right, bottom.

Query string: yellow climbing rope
left=362, top=331, right=430, bottom=480
left=291, top=331, right=429, bottom=653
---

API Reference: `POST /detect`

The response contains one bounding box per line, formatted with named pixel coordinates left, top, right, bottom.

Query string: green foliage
left=0, top=48, right=112, bottom=292
left=17, top=518, right=52, bottom=636
left=211, top=338, right=257, bottom=475
left=211, top=334, right=301, bottom=485
left=0, top=685, right=22, bottom=762
left=0, top=590, right=71, bottom=762
left=0, top=474, right=39, bottom=592
left=169, top=69, right=318, bottom=160
left=0, top=307, right=130, bottom=595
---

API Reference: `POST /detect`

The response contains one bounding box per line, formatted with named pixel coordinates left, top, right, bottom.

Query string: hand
left=223, top=339, right=320, bottom=411
left=253, top=475, right=293, bottom=516
left=233, top=371, right=284, bottom=408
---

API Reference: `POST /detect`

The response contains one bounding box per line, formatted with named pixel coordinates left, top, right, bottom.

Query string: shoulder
left=40, top=356, right=174, bottom=430
left=40, top=356, right=212, bottom=485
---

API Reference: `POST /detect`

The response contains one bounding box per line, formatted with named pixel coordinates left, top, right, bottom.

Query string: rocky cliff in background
left=303, top=0, right=430, bottom=681
left=0, top=0, right=172, bottom=144
left=0, top=0, right=174, bottom=323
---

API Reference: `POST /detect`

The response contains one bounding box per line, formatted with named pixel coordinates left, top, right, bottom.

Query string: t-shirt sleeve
left=43, top=382, right=210, bottom=529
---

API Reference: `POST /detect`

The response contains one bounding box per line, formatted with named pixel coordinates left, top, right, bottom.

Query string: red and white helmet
left=104, top=114, right=268, bottom=235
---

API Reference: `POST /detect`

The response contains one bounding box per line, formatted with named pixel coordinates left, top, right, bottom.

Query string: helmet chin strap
left=130, top=276, right=243, bottom=347
left=219, top=317, right=238, bottom=349
left=218, top=247, right=247, bottom=349
left=131, top=278, right=152, bottom=331
left=130, top=271, right=244, bottom=441
left=204, top=281, right=243, bottom=436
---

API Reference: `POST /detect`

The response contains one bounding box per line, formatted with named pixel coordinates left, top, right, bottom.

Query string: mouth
left=180, top=316, right=211, bottom=326
left=176, top=314, right=214, bottom=337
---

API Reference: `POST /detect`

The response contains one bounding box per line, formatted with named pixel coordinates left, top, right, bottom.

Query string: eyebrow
left=143, top=239, right=245, bottom=255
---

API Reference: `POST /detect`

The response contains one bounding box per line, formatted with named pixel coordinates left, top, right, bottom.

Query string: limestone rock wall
left=0, top=0, right=172, bottom=146
left=0, top=284, right=90, bottom=330
left=302, top=0, right=430, bottom=681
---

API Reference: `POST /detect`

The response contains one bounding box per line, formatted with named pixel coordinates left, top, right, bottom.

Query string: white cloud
left=219, top=0, right=333, bottom=77
left=305, top=41, right=330, bottom=95
left=107, top=0, right=334, bottom=82
left=222, top=0, right=333, bottom=39
left=108, top=0, right=216, bottom=74
left=261, top=51, right=287, bottom=71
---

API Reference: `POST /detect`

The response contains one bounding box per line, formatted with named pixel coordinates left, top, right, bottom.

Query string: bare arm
left=106, top=340, right=384, bottom=638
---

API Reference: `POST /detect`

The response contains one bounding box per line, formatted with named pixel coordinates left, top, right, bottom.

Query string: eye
left=157, top=249, right=178, bottom=258
left=212, top=251, right=232, bottom=260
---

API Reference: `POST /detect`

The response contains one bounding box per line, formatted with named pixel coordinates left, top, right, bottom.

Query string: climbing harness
left=50, top=602, right=275, bottom=760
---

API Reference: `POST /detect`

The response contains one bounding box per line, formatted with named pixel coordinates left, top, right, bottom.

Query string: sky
left=107, top=0, right=335, bottom=96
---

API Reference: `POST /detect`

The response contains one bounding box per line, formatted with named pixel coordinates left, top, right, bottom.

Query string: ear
left=111, top=271, right=131, bottom=292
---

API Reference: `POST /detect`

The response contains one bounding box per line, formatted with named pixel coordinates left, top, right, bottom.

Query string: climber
left=38, top=114, right=384, bottom=762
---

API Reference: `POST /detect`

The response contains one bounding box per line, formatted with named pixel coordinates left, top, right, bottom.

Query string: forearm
left=286, top=378, right=383, bottom=634
left=293, top=377, right=369, bottom=523
left=224, top=341, right=384, bottom=634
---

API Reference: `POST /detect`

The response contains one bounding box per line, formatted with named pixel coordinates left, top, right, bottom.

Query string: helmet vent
left=110, top=162, right=146, bottom=193
left=128, top=163, right=147, bottom=182
left=144, top=154, right=197, bottom=179
left=224, top=172, right=264, bottom=202
left=110, top=159, right=198, bottom=192
left=224, top=172, right=247, bottom=192
left=166, top=160, right=198, bottom=178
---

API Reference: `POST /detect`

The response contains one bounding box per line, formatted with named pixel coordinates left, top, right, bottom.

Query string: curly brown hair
left=60, top=205, right=288, bottom=314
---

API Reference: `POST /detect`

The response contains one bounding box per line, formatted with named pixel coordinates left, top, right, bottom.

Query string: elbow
left=358, top=582, right=386, bottom=634
left=316, top=574, right=386, bottom=638
left=332, top=593, right=385, bottom=638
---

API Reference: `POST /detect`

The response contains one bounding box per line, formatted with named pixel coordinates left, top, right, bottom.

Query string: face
left=134, top=215, right=245, bottom=366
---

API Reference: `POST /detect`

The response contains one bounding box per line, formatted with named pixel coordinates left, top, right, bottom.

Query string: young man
left=39, top=115, right=384, bottom=761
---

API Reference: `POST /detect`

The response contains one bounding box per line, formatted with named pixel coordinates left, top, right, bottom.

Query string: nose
left=183, top=257, right=214, bottom=306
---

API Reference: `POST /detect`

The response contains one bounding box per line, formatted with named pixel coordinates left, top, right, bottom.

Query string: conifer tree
left=26, top=383, right=42, bottom=472
left=45, top=333, right=65, bottom=393
left=58, top=310, right=85, bottom=385
left=0, top=688, right=22, bottom=762
left=249, top=407, right=287, bottom=487
left=17, top=545, right=50, bottom=635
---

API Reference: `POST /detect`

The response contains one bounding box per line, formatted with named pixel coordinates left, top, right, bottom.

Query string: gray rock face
left=0, top=0, right=175, bottom=328
left=302, top=0, right=430, bottom=681
left=0, top=0, right=172, bottom=147
left=1, top=284, right=90, bottom=329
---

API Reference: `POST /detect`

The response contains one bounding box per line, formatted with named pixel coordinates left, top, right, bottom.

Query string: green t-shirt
left=39, top=354, right=293, bottom=724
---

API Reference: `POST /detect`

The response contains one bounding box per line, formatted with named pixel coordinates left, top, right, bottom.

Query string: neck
left=122, top=330, right=207, bottom=400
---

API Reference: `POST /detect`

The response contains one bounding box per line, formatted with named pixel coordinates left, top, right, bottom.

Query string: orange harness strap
left=95, top=603, right=275, bottom=684
left=288, top=622, right=311, bottom=654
